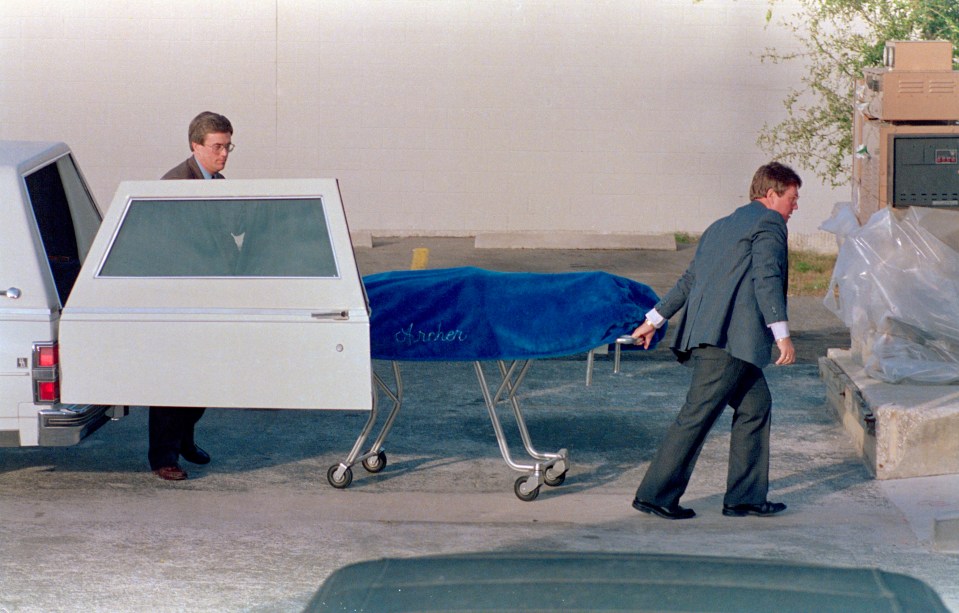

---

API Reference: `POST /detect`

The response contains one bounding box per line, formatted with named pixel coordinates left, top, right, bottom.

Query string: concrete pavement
left=1, top=238, right=956, bottom=611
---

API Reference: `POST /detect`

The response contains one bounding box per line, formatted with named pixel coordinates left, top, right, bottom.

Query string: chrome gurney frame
left=326, top=359, right=569, bottom=501
left=326, top=361, right=401, bottom=490
left=474, top=360, right=569, bottom=501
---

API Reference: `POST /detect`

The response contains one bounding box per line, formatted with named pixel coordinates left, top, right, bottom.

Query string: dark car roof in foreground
left=306, top=551, right=948, bottom=613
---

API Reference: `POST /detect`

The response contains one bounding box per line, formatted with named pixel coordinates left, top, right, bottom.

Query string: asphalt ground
left=1, top=237, right=957, bottom=611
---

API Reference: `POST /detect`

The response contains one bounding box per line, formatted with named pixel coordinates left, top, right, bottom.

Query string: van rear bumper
left=37, top=404, right=117, bottom=446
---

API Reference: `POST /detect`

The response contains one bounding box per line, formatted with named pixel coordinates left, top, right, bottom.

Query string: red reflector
left=38, top=344, right=59, bottom=367
left=37, top=380, right=59, bottom=402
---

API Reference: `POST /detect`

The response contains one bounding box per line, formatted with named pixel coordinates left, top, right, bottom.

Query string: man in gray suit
left=629, top=162, right=800, bottom=519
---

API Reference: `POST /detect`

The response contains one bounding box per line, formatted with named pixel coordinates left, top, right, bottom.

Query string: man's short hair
left=188, top=111, right=233, bottom=148
left=749, top=162, right=802, bottom=200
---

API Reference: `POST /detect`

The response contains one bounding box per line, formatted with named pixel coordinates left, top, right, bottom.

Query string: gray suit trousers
left=635, top=346, right=772, bottom=508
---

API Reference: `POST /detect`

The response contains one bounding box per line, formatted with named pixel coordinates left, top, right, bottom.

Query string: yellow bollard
left=410, top=247, right=429, bottom=270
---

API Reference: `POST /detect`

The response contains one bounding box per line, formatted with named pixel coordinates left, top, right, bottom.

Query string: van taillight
left=32, top=342, right=60, bottom=403
left=37, top=380, right=59, bottom=402
left=37, top=344, right=59, bottom=367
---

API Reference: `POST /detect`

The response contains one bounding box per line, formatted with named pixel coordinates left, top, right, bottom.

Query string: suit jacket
left=656, top=201, right=788, bottom=368
left=156, top=155, right=237, bottom=273
left=161, top=156, right=224, bottom=180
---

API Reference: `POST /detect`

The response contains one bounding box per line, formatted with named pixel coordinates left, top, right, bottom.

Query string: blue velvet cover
left=364, top=266, right=665, bottom=361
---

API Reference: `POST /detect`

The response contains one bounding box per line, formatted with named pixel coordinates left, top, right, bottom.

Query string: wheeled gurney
left=326, top=267, right=664, bottom=501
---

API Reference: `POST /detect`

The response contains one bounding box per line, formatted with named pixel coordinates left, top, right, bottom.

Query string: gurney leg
left=496, top=360, right=568, bottom=485
left=327, top=386, right=378, bottom=488
left=327, top=362, right=404, bottom=488
left=496, top=360, right=567, bottom=467
left=475, top=360, right=570, bottom=501
left=360, top=361, right=403, bottom=472
left=474, top=361, right=532, bottom=474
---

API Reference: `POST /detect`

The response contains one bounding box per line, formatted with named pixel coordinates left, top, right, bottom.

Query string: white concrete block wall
left=0, top=0, right=845, bottom=251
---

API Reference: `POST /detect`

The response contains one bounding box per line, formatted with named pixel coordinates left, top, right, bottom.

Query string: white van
left=1, top=141, right=371, bottom=449
left=0, top=141, right=109, bottom=446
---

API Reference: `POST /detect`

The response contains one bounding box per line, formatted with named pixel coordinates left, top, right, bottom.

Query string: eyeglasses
left=202, top=142, right=235, bottom=154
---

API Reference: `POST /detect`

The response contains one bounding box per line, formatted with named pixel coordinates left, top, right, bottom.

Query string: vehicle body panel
left=59, top=179, right=372, bottom=411
left=0, top=141, right=108, bottom=446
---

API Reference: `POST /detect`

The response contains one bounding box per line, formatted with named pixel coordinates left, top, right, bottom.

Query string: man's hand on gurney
left=630, top=320, right=657, bottom=350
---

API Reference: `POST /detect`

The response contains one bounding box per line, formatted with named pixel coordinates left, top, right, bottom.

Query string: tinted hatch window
left=99, top=198, right=339, bottom=278
left=25, top=160, right=82, bottom=303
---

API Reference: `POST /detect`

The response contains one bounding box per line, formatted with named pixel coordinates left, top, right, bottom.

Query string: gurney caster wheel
left=544, top=466, right=566, bottom=487
left=362, top=451, right=387, bottom=473
left=514, top=476, right=540, bottom=502
left=327, top=464, right=353, bottom=489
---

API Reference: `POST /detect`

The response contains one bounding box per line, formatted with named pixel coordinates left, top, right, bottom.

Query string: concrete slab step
left=820, top=349, right=959, bottom=480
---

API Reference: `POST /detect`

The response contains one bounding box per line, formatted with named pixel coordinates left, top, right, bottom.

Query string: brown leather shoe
left=153, top=465, right=188, bottom=481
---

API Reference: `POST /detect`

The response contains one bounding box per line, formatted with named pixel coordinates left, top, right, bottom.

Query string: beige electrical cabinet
left=860, top=41, right=959, bottom=121
left=853, top=41, right=959, bottom=223
left=860, top=68, right=959, bottom=121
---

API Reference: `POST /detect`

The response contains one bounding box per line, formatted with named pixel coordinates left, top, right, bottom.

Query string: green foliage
left=759, top=0, right=959, bottom=187
left=789, top=250, right=836, bottom=295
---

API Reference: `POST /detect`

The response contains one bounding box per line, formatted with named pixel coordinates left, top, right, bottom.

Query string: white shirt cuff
left=769, top=321, right=789, bottom=340
left=645, top=308, right=665, bottom=329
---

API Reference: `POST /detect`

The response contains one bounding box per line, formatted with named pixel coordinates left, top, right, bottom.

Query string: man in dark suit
left=629, top=162, right=800, bottom=519
left=162, top=111, right=234, bottom=180
left=150, top=111, right=234, bottom=481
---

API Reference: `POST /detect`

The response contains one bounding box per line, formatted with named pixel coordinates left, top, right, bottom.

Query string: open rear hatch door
left=59, top=179, right=371, bottom=411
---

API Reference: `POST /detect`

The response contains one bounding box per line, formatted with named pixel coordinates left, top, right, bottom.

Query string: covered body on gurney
left=328, top=266, right=664, bottom=500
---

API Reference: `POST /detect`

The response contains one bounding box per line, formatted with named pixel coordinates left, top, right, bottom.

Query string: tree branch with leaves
left=758, top=0, right=959, bottom=187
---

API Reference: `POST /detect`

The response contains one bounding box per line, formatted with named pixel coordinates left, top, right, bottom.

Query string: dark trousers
left=635, top=346, right=772, bottom=508
left=148, top=406, right=206, bottom=470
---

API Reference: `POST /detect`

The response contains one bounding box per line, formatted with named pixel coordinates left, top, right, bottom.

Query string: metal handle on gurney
left=586, top=335, right=637, bottom=386
left=614, top=335, right=636, bottom=374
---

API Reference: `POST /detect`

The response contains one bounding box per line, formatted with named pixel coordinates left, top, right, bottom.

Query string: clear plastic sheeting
left=823, top=203, right=959, bottom=384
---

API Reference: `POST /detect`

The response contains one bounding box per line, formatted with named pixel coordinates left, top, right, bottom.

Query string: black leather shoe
left=722, top=501, right=787, bottom=517
left=632, top=499, right=696, bottom=520
left=181, top=445, right=211, bottom=465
